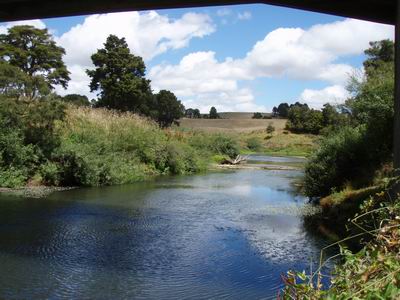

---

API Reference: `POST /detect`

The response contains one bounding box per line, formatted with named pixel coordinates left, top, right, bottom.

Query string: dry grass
left=180, top=118, right=287, bottom=133
left=64, top=106, right=157, bottom=131
left=319, top=185, right=383, bottom=210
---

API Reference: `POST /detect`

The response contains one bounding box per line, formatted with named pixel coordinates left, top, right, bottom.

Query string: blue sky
left=0, top=4, right=394, bottom=112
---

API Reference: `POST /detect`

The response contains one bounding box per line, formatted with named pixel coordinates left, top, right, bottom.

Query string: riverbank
left=0, top=102, right=317, bottom=190
left=0, top=103, right=245, bottom=189
left=0, top=186, right=75, bottom=198
left=284, top=179, right=400, bottom=299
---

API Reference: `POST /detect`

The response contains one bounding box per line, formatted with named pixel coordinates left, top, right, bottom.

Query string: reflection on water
left=0, top=157, right=332, bottom=299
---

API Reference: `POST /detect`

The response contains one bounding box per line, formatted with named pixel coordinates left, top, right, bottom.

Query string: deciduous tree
left=209, top=106, right=219, bottom=119
left=153, top=90, right=185, bottom=128
left=0, top=25, right=70, bottom=99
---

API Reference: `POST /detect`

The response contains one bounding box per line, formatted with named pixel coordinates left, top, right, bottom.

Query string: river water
left=0, top=155, right=332, bottom=299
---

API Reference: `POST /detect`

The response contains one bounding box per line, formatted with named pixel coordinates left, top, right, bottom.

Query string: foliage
left=272, top=106, right=278, bottom=117
left=363, top=39, right=394, bottom=77
left=266, top=123, right=275, bottom=135
left=347, top=59, right=394, bottom=158
left=246, top=137, right=262, bottom=151
left=277, top=103, right=290, bottom=118
left=304, top=126, right=379, bottom=197
left=286, top=105, right=324, bottom=134
left=304, top=40, right=394, bottom=197
left=185, top=108, right=201, bottom=118
left=0, top=25, right=70, bottom=99
left=152, top=90, right=185, bottom=128
left=62, top=94, right=90, bottom=106
left=187, top=131, right=240, bottom=159
left=282, top=185, right=400, bottom=299
left=0, top=97, right=65, bottom=186
left=87, top=35, right=152, bottom=114
left=252, top=112, right=263, bottom=119
left=209, top=106, right=220, bottom=119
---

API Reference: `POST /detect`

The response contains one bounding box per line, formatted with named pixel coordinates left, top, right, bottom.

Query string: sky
left=0, top=4, right=395, bottom=113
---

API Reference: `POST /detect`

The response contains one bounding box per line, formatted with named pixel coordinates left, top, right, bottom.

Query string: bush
left=266, top=123, right=275, bottom=134
left=0, top=168, right=28, bottom=188
left=252, top=112, right=263, bottom=119
left=187, top=132, right=240, bottom=159
left=39, top=161, right=61, bottom=185
left=286, top=106, right=324, bottom=134
left=246, top=137, right=262, bottom=151
left=211, top=134, right=240, bottom=158
left=304, top=126, right=381, bottom=197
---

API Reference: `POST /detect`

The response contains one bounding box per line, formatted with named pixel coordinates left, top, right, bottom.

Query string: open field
left=180, top=118, right=287, bottom=133
left=217, top=112, right=271, bottom=119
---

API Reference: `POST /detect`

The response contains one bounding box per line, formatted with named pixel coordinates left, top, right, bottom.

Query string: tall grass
left=44, top=106, right=211, bottom=186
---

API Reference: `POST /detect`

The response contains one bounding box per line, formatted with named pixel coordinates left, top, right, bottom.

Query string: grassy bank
left=0, top=103, right=242, bottom=188
left=239, top=130, right=318, bottom=157
left=283, top=180, right=400, bottom=299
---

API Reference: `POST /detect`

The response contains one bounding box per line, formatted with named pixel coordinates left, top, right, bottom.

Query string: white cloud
left=54, top=65, right=97, bottom=99
left=299, top=85, right=350, bottom=109
left=0, top=19, right=46, bottom=34
left=216, top=8, right=232, bottom=17
left=150, top=18, right=393, bottom=112
left=237, top=11, right=252, bottom=21
left=57, top=11, right=215, bottom=65
left=243, top=19, right=393, bottom=83
left=149, top=51, right=267, bottom=112
left=52, top=11, right=215, bottom=97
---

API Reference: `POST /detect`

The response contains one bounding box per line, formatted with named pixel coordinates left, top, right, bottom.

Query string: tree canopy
left=363, top=39, right=394, bottom=77
left=87, top=34, right=152, bottom=113
left=209, top=106, right=219, bottom=119
left=252, top=112, right=263, bottom=119
left=277, top=103, right=290, bottom=118
left=185, top=108, right=201, bottom=119
left=0, top=25, right=70, bottom=99
left=62, top=94, right=90, bottom=106
left=152, top=90, right=185, bottom=128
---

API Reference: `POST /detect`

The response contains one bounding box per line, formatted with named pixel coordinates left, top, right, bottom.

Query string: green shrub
left=266, top=124, right=275, bottom=134
left=210, top=134, right=240, bottom=158
left=39, top=161, right=61, bottom=185
left=0, top=168, right=28, bottom=188
left=246, top=137, right=262, bottom=151
left=304, top=126, right=379, bottom=197
left=187, top=132, right=240, bottom=159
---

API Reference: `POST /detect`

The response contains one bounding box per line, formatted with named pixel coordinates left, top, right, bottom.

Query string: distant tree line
left=252, top=112, right=271, bottom=119
left=185, top=108, right=201, bottom=118
left=269, top=101, right=348, bottom=135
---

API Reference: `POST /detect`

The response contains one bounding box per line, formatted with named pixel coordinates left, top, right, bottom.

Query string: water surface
left=0, top=156, right=331, bottom=299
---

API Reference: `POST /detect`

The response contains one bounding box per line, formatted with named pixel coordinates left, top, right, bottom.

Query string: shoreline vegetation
left=282, top=40, right=399, bottom=298
left=0, top=103, right=312, bottom=196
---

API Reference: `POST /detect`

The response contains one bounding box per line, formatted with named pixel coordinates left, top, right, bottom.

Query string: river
left=0, top=155, right=332, bottom=299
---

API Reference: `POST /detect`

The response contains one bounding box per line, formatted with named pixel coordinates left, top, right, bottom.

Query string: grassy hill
left=180, top=117, right=286, bottom=133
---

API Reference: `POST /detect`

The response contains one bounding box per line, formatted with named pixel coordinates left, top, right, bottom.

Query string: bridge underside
left=0, top=0, right=395, bottom=25
left=0, top=0, right=399, bottom=167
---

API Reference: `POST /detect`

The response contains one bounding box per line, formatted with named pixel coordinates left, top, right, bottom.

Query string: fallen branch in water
left=221, top=155, right=249, bottom=165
